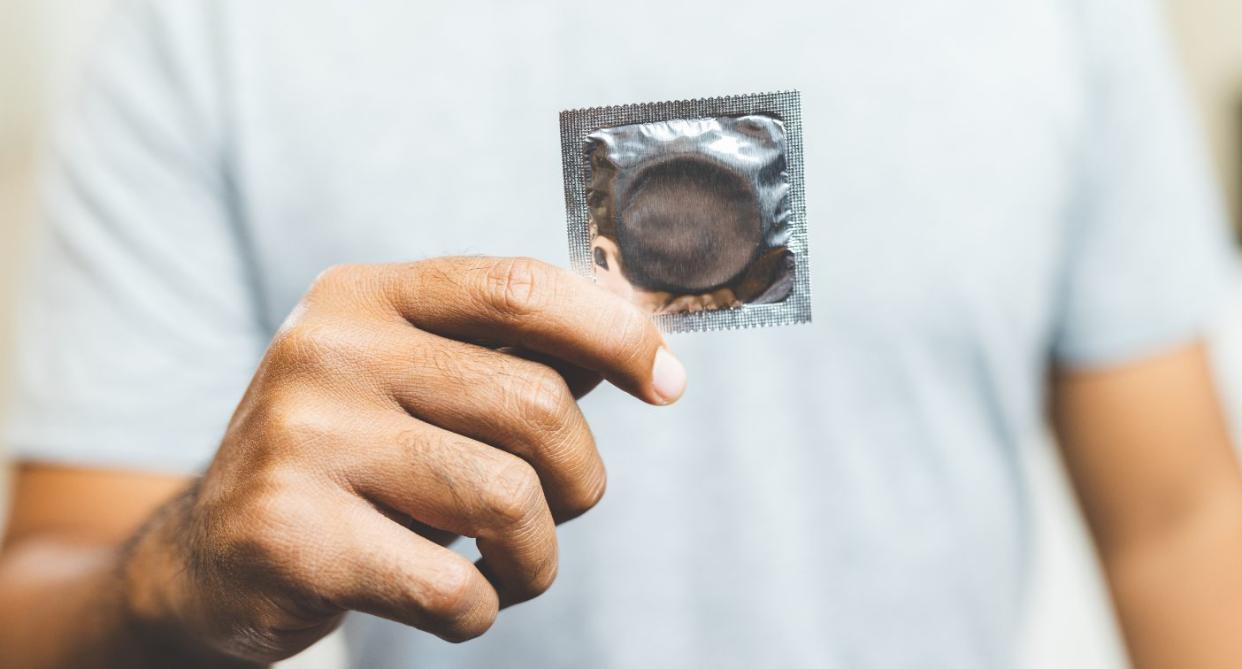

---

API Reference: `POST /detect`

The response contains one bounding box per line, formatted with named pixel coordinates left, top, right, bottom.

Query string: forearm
left=2, top=538, right=157, bottom=667
left=0, top=517, right=259, bottom=667
left=1103, top=487, right=1242, bottom=669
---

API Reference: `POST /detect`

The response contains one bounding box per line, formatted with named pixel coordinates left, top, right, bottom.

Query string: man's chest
left=224, top=0, right=1086, bottom=352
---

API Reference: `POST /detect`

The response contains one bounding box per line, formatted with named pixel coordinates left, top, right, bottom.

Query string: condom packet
left=559, top=90, right=811, bottom=333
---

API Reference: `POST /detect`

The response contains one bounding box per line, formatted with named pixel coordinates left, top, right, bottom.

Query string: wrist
left=120, top=525, right=186, bottom=636
left=118, top=485, right=260, bottom=668
left=119, top=484, right=196, bottom=634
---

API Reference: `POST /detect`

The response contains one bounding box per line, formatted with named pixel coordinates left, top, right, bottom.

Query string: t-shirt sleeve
left=1052, top=0, right=1237, bottom=367
left=2, top=0, right=265, bottom=473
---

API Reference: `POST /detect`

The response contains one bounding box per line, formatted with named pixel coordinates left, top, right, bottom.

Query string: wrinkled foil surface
left=560, top=91, right=811, bottom=332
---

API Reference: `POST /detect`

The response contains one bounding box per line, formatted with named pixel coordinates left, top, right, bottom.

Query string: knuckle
left=572, top=470, right=608, bottom=518
left=517, top=367, right=574, bottom=435
left=481, top=460, right=544, bottom=529
left=407, top=338, right=466, bottom=382
left=311, top=263, right=362, bottom=293
left=391, top=425, right=428, bottom=458
left=269, top=322, right=334, bottom=369
left=267, top=327, right=313, bottom=370
left=423, top=561, right=478, bottom=621
left=307, top=263, right=387, bottom=312
left=261, top=396, right=337, bottom=448
left=553, top=469, right=606, bottom=524
left=393, top=424, right=458, bottom=465
left=230, top=399, right=343, bottom=479
left=506, top=548, right=561, bottom=608
left=421, top=563, right=494, bottom=643
left=482, top=257, right=553, bottom=317
left=267, top=264, right=388, bottom=369
left=517, top=557, right=559, bottom=603
left=268, top=320, right=383, bottom=376
left=534, top=558, right=560, bottom=596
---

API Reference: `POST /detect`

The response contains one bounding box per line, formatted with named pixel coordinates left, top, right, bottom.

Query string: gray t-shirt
left=4, top=0, right=1234, bottom=667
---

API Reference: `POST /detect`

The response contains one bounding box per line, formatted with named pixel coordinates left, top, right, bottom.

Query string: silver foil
left=560, top=91, right=811, bottom=332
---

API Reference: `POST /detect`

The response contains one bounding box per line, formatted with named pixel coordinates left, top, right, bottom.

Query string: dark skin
left=2, top=256, right=1242, bottom=667
left=1054, top=342, right=1242, bottom=667
left=0, top=256, right=686, bottom=667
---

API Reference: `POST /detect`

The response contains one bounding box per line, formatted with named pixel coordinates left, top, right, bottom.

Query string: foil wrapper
left=560, top=91, right=811, bottom=332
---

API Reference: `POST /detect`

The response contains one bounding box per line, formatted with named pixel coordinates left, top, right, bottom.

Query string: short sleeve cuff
left=1053, top=253, right=1240, bottom=369
left=3, top=422, right=221, bottom=475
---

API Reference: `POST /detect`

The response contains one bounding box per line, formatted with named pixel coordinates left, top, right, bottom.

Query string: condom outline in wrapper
left=559, top=90, right=811, bottom=333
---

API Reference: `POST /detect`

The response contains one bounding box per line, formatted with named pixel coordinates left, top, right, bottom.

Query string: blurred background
left=1, top=1, right=1240, bottom=667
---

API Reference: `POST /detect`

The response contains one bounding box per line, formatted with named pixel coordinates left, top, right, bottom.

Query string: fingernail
left=651, top=348, right=687, bottom=404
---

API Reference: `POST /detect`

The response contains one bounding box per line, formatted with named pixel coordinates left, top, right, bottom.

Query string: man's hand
left=114, top=257, right=685, bottom=663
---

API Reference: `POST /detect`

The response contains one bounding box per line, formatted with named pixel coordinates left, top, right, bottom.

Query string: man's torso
left=200, top=1, right=1086, bottom=665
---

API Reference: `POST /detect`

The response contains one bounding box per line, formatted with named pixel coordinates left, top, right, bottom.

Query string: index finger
left=385, top=256, right=686, bottom=405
